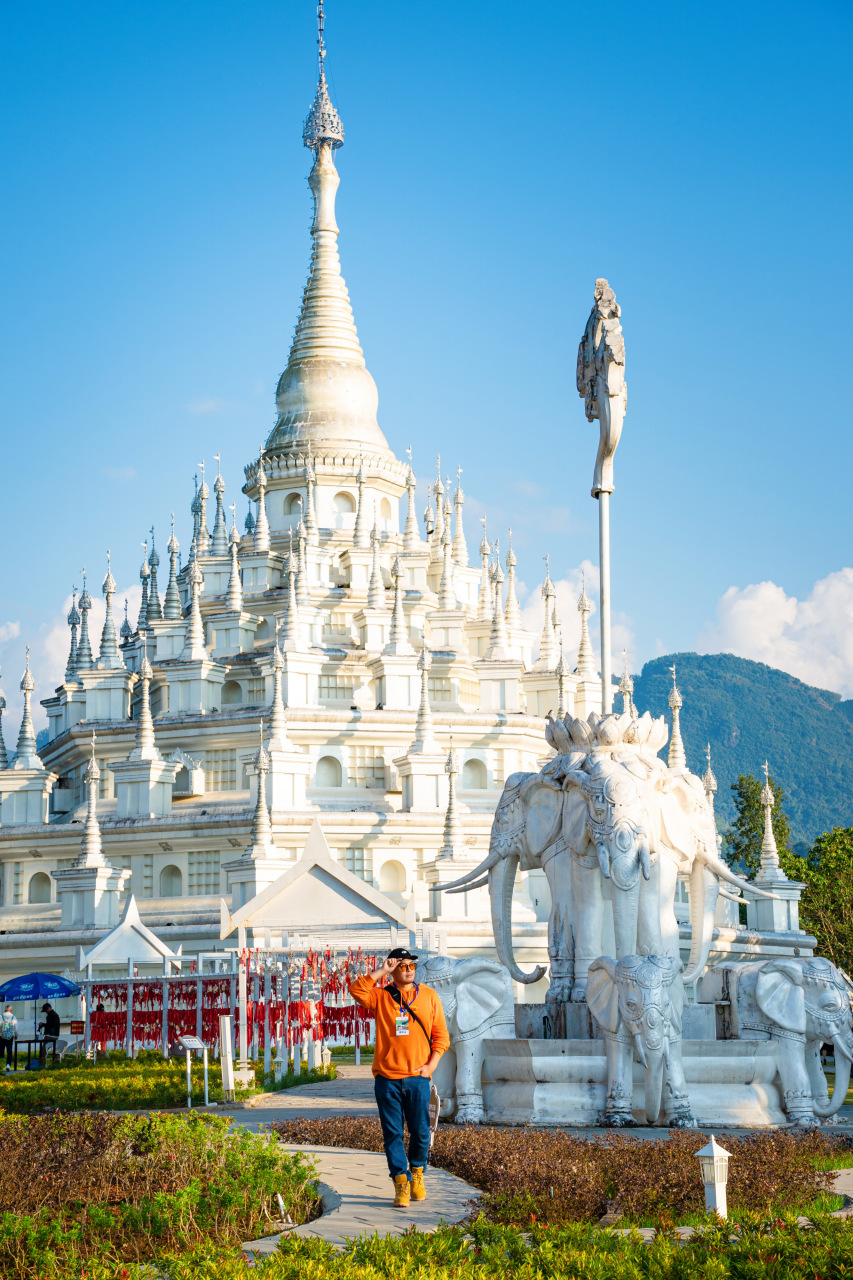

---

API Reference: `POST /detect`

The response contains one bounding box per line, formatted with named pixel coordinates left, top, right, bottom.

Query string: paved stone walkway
left=243, top=1144, right=481, bottom=1254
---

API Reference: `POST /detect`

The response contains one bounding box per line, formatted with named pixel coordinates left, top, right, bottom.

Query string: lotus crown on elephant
left=438, top=708, right=780, bottom=1018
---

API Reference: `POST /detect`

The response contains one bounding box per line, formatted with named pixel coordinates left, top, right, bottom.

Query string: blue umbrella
left=0, top=973, right=81, bottom=1046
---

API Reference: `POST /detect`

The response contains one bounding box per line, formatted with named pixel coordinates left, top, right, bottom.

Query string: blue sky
left=1, top=0, right=852, bottom=727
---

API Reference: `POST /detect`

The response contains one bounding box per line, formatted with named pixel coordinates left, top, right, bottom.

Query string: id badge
left=395, top=1014, right=409, bottom=1037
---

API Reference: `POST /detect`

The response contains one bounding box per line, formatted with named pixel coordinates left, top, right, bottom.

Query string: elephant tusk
left=633, top=1032, right=648, bottom=1069
left=446, top=874, right=490, bottom=894
left=596, top=843, right=611, bottom=880
left=638, top=839, right=651, bottom=882
left=435, top=847, right=501, bottom=893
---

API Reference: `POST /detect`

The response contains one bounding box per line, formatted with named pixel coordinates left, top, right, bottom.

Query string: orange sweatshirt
left=349, top=975, right=450, bottom=1080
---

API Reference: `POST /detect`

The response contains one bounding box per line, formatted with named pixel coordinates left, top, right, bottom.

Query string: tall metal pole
left=598, top=493, right=612, bottom=713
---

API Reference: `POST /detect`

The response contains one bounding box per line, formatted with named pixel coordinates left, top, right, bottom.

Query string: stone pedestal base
left=481, top=1039, right=787, bottom=1128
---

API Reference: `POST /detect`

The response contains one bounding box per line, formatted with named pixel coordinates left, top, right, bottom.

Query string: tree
left=723, top=773, right=792, bottom=879
left=778, top=828, right=853, bottom=975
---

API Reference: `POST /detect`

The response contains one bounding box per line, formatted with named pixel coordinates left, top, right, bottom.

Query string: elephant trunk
left=489, top=856, right=546, bottom=985
left=813, top=1039, right=853, bottom=1118
left=643, top=1048, right=665, bottom=1125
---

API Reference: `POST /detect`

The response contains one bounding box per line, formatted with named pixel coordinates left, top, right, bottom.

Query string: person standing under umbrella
left=38, top=1003, right=60, bottom=1065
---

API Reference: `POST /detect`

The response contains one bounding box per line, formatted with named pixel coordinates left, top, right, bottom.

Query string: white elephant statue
left=703, top=957, right=853, bottom=1127
left=415, top=954, right=515, bottom=1124
left=587, top=954, right=694, bottom=1127
left=440, top=710, right=774, bottom=1012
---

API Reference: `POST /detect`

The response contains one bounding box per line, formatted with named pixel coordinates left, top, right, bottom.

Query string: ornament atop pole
left=577, top=279, right=627, bottom=713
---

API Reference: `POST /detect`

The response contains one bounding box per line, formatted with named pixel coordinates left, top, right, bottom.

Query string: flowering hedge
left=271, top=1115, right=850, bottom=1225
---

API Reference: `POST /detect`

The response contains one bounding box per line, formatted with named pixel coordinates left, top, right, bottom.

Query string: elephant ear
left=524, top=782, right=564, bottom=859
left=658, top=788, right=694, bottom=855
left=455, top=970, right=509, bottom=1033
left=756, top=963, right=806, bottom=1034
left=587, top=958, right=620, bottom=1034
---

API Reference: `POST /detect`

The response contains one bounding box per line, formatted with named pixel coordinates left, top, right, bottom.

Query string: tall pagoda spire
left=296, top=505, right=309, bottom=606
left=253, top=455, right=271, bottom=552
left=267, top=632, right=294, bottom=751
left=77, top=734, right=106, bottom=867
left=76, top=571, right=94, bottom=669
left=266, top=2, right=390, bottom=460
left=438, top=522, right=456, bottom=610
left=211, top=455, right=229, bottom=555
left=411, top=642, right=437, bottom=753
left=137, top=541, right=150, bottom=631
left=353, top=457, right=369, bottom=548
left=431, top=461, right=444, bottom=561
left=385, top=556, right=414, bottom=655
left=576, top=571, right=597, bottom=680
left=13, top=647, right=39, bottom=770
left=65, top=586, right=80, bottom=681
left=403, top=447, right=419, bottom=552
left=0, top=669, right=7, bottom=770
left=97, top=551, right=123, bottom=669
left=305, top=454, right=318, bottom=545
left=226, top=504, right=243, bottom=612
left=147, top=531, right=163, bottom=621
left=438, top=744, right=463, bottom=858
left=163, top=516, right=182, bottom=620
left=489, top=541, right=509, bottom=659
left=368, top=518, right=385, bottom=609
left=196, top=460, right=211, bottom=554
left=477, top=518, right=491, bottom=621
left=504, top=528, right=521, bottom=627
left=756, top=761, right=788, bottom=883
left=452, top=468, right=468, bottom=567
left=667, top=664, right=687, bottom=770
left=538, top=555, right=557, bottom=668
left=181, top=560, right=207, bottom=660
left=245, top=723, right=276, bottom=857
left=130, top=637, right=157, bottom=759
left=618, top=648, right=635, bottom=717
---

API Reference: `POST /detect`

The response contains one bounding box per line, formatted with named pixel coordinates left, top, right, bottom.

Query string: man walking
left=350, top=947, right=449, bottom=1208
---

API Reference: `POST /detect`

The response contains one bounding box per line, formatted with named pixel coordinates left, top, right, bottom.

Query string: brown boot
left=410, top=1166, right=426, bottom=1201
left=393, top=1174, right=411, bottom=1207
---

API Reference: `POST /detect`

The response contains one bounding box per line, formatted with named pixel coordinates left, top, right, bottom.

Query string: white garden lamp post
left=695, top=1135, right=731, bottom=1218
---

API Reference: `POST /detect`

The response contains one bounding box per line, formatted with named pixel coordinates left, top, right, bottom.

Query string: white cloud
left=0, top=621, right=21, bottom=646
left=102, top=465, right=138, bottom=481
left=697, top=567, right=853, bottom=697
left=519, top=558, right=636, bottom=673
left=187, top=397, right=229, bottom=415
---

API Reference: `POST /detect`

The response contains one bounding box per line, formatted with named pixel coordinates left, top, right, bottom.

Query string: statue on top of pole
left=576, top=278, right=627, bottom=714
left=576, top=278, right=627, bottom=499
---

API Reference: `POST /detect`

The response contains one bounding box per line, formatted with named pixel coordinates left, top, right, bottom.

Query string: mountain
left=631, top=653, right=853, bottom=849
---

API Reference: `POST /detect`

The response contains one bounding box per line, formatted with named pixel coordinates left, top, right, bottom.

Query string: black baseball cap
left=387, top=947, right=419, bottom=961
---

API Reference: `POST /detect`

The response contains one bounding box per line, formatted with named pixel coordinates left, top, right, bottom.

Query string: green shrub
left=0, top=1112, right=318, bottom=1276
left=271, top=1115, right=850, bottom=1225
left=38, top=1216, right=853, bottom=1279
left=0, top=1049, right=334, bottom=1112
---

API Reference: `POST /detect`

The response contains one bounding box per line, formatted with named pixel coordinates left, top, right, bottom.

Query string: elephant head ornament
left=439, top=710, right=776, bottom=1005
left=415, top=955, right=516, bottom=1124
left=588, top=954, right=694, bottom=1127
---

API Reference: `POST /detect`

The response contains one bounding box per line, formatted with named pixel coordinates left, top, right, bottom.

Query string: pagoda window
left=284, top=493, right=304, bottom=515
left=160, top=865, right=183, bottom=897
left=27, top=872, right=51, bottom=904
left=379, top=859, right=406, bottom=894
left=315, top=755, right=343, bottom=787
left=255, top=619, right=270, bottom=644
left=379, top=497, right=392, bottom=530
left=222, top=680, right=244, bottom=705
left=332, top=491, right=356, bottom=513
left=462, top=758, right=488, bottom=790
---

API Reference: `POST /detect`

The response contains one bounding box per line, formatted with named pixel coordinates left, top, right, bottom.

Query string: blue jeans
left=374, top=1074, right=430, bottom=1179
